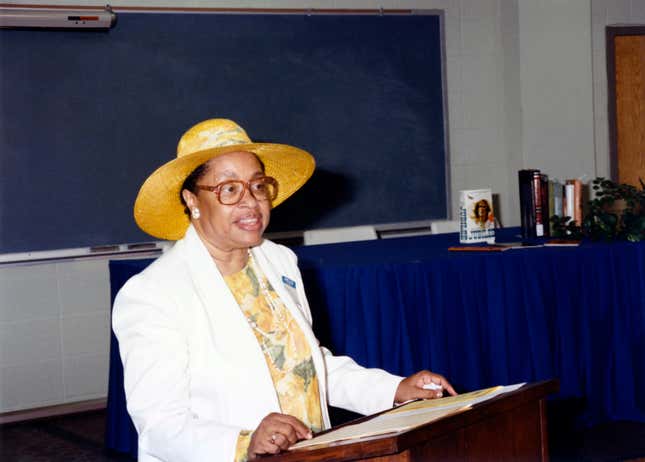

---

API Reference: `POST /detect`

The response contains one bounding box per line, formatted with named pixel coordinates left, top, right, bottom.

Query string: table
left=106, top=229, right=645, bottom=456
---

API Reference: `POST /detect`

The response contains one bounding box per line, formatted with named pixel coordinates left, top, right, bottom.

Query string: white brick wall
left=517, top=0, right=596, bottom=185
left=0, top=260, right=110, bottom=412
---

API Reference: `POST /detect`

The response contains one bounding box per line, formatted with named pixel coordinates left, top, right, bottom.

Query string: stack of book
left=518, top=170, right=583, bottom=239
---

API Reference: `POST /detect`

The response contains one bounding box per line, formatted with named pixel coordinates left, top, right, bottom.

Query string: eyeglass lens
left=219, top=178, right=277, bottom=205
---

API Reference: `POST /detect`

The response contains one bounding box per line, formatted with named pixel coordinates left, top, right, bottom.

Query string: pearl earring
left=191, top=208, right=201, bottom=219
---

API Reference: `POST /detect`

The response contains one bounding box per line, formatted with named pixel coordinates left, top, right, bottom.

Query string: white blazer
left=112, top=225, right=402, bottom=462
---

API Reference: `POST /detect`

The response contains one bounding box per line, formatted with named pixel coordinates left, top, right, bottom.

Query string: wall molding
left=0, top=398, right=106, bottom=425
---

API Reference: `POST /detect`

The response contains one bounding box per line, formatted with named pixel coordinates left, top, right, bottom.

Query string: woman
left=113, top=119, right=456, bottom=462
left=472, top=199, right=493, bottom=228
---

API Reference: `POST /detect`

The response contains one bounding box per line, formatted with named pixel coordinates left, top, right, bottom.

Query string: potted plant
left=551, top=177, right=644, bottom=242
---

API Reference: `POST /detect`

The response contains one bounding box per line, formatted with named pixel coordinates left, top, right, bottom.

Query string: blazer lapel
left=179, top=226, right=278, bottom=407
left=251, top=242, right=330, bottom=426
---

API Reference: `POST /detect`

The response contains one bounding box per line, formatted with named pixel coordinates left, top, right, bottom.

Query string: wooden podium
left=267, top=380, right=558, bottom=462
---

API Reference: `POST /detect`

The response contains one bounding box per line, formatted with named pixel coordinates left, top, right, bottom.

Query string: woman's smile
left=235, top=213, right=264, bottom=231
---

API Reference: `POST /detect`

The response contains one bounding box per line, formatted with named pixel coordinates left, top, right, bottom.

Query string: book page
left=289, top=406, right=469, bottom=450
left=289, top=383, right=525, bottom=451
left=382, top=383, right=525, bottom=420
left=386, top=385, right=503, bottom=415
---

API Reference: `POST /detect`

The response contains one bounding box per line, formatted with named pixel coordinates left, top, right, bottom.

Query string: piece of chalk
left=422, top=382, right=442, bottom=391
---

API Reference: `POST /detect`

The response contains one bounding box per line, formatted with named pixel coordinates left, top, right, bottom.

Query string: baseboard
left=0, top=398, right=107, bottom=425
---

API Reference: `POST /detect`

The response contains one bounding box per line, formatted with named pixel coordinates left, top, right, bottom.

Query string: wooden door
left=607, top=27, right=645, bottom=187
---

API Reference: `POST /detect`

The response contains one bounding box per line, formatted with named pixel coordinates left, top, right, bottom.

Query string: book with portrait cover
left=459, top=189, right=495, bottom=244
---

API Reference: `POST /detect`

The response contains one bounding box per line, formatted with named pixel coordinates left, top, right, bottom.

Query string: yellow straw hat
left=134, top=119, right=315, bottom=240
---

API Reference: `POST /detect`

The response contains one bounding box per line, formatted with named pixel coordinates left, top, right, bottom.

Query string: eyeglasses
left=196, top=176, right=279, bottom=205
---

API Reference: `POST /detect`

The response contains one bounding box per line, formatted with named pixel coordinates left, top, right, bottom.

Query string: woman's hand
left=394, top=370, right=457, bottom=404
left=248, top=412, right=312, bottom=459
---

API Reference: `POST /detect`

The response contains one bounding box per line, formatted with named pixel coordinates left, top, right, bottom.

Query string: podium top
left=266, top=379, right=559, bottom=462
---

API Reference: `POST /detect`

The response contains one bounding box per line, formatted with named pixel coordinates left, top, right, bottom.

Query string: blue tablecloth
left=106, top=229, right=645, bottom=456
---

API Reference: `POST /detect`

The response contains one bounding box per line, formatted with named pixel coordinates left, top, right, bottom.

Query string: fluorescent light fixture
left=0, top=7, right=116, bottom=29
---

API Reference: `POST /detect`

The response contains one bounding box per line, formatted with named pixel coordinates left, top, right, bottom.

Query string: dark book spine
left=518, top=169, right=538, bottom=239
left=532, top=171, right=544, bottom=237
left=540, top=174, right=550, bottom=237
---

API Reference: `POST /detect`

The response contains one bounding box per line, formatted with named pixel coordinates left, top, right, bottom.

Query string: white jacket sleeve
left=112, top=274, right=241, bottom=462
left=322, top=347, right=403, bottom=416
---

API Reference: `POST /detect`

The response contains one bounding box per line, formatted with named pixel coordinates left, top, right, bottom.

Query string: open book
left=289, top=383, right=525, bottom=450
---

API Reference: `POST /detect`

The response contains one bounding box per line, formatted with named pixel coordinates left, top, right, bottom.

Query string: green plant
left=551, top=177, right=645, bottom=242
left=550, top=215, right=583, bottom=239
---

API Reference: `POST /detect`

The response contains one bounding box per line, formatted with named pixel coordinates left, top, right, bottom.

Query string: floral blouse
left=225, top=254, right=323, bottom=461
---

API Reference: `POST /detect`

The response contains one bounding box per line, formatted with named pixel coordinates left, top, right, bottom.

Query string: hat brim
left=134, top=143, right=315, bottom=240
